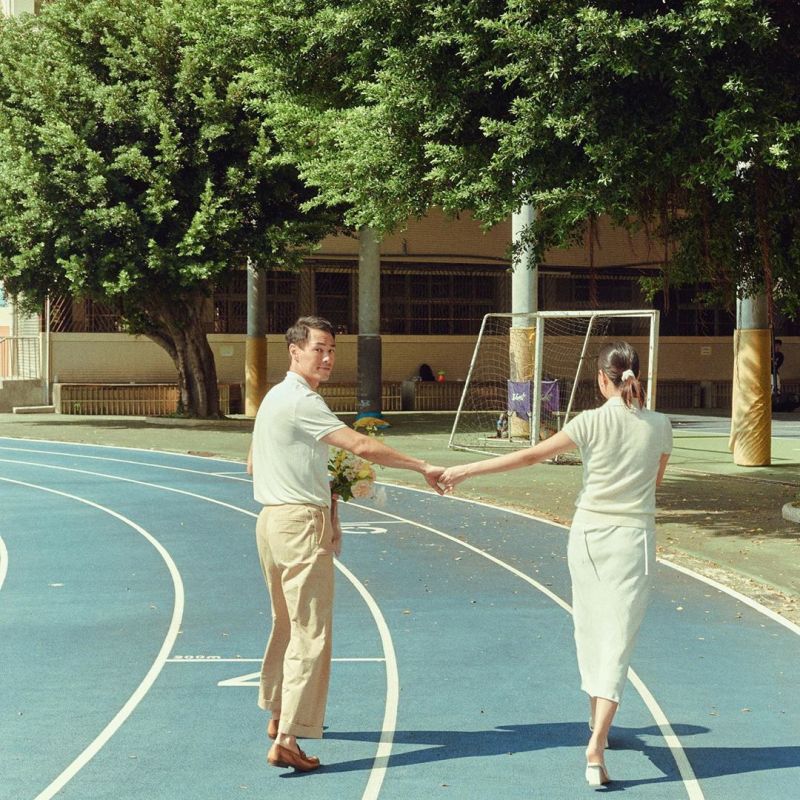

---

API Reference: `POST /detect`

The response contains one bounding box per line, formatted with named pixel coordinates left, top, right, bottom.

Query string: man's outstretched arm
left=323, top=427, right=444, bottom=494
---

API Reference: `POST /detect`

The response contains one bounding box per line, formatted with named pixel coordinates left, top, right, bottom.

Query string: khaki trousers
left=256, top=504, right=335, bottom=739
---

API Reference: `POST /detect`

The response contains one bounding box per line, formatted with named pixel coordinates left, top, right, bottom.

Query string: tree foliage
left=254, top=0, right=800, bottom=317
left=0, top=0, right=338, bottom=415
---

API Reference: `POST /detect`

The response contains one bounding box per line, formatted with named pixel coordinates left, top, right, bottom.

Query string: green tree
left=254, top=1, right=800, bottom=318
left=0, top=0, right=338, bottom=417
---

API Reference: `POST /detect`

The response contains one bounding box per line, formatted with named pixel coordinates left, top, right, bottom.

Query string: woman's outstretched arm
left=440, top=430, right=577, bottom=492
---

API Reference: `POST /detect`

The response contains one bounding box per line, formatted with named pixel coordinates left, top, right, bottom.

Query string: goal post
left=449, top=309, right=660, bottom=455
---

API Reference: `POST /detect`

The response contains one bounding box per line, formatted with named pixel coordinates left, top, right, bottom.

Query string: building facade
left=43, top=209, right=798, bottom=402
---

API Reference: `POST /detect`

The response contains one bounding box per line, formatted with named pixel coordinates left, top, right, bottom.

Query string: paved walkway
left=1, top=409, right=798, bottom=625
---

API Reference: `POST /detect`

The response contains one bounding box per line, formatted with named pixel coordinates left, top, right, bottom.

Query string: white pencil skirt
left=567, top=517, right=656, bottom=704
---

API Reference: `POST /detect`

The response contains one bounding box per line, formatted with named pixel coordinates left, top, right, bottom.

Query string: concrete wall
left=50, top=333, right=249, bottom=384
left=316, top=208, right=510, bottom=264
left=0, top=379, right=42, bottom=412
left=315, top=208, right=662, bottom=269
left=48, top=332, right=799, bottom=386
left=49, top=333, right=477, bottom=384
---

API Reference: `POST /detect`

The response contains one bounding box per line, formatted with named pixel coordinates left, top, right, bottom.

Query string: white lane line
left=0, top=443, right=251, bottom=483
left=0, top=458, right=397, bottom=800
left=0, top=457, right=255, bottom=520
left=0, top=436, right=248, bottom=465
left=384, top=483, right=800, bottom=640
left=334, top=558, right=399, bottom=800
left=658, top=558, right=800, bottom=637
left=0, top=536, right=8, bottom=592
left=165, top=657, right=385, bottom=663
left=348, top=497, right=706, bottom=800
left=3, top=448, right=791, bottom=795
left=626, top=673, right=704, bottom=799
left=168, top=657, right=265, bottom=663
left=0, top=477, right=184, bottom=800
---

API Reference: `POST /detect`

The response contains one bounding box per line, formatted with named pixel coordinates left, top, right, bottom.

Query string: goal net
left=448, top=310, right=660, bottom=456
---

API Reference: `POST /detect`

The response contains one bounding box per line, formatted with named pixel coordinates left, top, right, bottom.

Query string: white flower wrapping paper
left=329, top=448, right=376, bottom=502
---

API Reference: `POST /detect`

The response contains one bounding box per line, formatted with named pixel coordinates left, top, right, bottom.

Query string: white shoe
left=585, top=762, right=610, bottom=786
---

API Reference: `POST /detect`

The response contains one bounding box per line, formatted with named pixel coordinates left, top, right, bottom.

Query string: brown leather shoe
left=267, top=718, right=279, bottom=740
left=267, top=743, right=321, bottom=772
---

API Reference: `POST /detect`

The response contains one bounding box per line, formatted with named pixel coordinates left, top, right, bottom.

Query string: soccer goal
left=448, top=310, right=660, bottom=455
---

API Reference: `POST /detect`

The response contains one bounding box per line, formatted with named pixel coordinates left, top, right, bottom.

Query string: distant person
left=439, top=342, right=672, bottom=788
left=772, top=338, right=784, bottom=394
left=247, top=316, right=444, bottom=772
left=418, top=363, right=436, bottom=382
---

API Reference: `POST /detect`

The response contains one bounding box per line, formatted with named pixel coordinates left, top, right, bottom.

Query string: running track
left=1, top=437, right=798, bottom=799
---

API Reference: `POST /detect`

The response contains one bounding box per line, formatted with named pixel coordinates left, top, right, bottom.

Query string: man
left=772, top=338, right=784, bottom=394
left=248, top=316, right=444, bottom=771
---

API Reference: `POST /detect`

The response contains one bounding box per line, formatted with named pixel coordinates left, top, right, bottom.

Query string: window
left=315, top=271, right=352, bottom=333
left=656, top=287, right=735, bottom=336
left=380, top=268, right=505, bottom=334
left=213, top=270, right=299, bottom=334
left=550, top=274, right=634, bottom=308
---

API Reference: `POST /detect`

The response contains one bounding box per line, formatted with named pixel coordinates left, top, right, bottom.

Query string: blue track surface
left=1, top=437, right=798, bottom=799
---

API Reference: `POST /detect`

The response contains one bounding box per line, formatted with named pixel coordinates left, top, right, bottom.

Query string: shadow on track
left=291, top=722, right=745, bottom=789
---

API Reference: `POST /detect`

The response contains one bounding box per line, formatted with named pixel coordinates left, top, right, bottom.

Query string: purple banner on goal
left=507, top=381, right=531, bottom=421
left=508, top=380, right=561, bottom=421
left=541, top=379, right=560, bottom=414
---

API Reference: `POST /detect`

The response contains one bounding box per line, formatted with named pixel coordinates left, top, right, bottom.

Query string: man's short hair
left=775, top=339, right=783, bottom=346
left=285, top=316, right=336, bottom=348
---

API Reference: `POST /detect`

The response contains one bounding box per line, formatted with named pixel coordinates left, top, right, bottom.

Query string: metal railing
left=0, top=336, right=41, bottom=379
left=56, top=383, right=233, bottom=416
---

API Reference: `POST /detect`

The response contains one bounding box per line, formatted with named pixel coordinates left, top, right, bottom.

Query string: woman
left=439, top=341, right=672, bottom=787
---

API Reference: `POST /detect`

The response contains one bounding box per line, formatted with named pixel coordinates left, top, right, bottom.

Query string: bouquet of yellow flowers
left=328, top=448, right=376, bottom=502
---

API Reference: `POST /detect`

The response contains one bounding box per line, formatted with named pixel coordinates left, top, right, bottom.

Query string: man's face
left=289, top=329, right=336, bottom=388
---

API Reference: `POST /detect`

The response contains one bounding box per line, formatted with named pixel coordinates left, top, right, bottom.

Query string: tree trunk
left=143, top=290, right=221, bottom=418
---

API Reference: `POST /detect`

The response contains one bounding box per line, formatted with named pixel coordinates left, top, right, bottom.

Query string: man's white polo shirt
left=252, top=371, right=346, bottom=507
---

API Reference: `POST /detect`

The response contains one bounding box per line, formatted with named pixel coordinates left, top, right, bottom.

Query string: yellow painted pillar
left=729, top=328, right=771, bottom=466
left=509, top=326, right=535, bottom=438
left=245, top=335, right=267, bottom=417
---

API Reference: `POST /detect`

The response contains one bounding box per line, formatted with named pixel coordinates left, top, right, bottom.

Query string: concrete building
left=38, top=209, right=798, bottom=414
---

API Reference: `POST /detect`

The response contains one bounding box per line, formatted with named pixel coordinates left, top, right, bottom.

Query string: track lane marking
left=0, top=477, right=184, bottom=800
left=10, top=447, right=796, bottom=796
left=656, top=558, right=800, bottom=637
left=0, top=442, right=251, bottom=482
left=0, top=458, right=397, bottom=800
left=164, top=657, right=385, bottom=663
left=0, top=536, right=8, bottom=592
left=333, top=558, right=399, bottom=800
left=388, top=483, right=800, bottom=639
left=6, top=440, right=797, bottom=630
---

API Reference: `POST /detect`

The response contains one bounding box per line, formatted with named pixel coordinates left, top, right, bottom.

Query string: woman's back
left=563, top=397, right=672, bottom=525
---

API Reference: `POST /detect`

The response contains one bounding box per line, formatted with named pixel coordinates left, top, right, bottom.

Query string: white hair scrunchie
left=621, top=369, right=636, bottom=381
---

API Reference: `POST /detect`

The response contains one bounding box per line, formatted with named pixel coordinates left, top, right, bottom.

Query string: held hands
left=422, top=463, right=446, bottom=495
left=438, top=465, right=470, bottom=494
